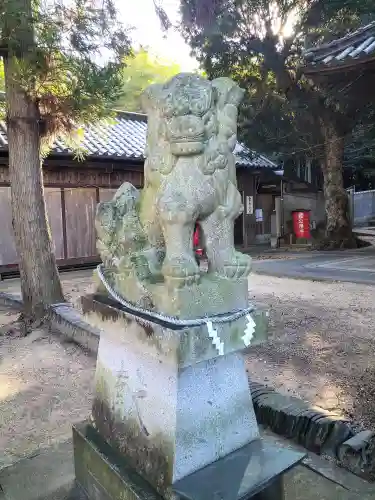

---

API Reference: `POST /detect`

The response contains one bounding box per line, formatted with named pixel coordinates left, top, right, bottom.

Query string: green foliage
left=344, top=106, right=375, bottom=166
left=306, top=0, right=375, bottom=45
left=1, top=0, right=132, bottom=138
left=116, top=49, right=182, bottom=112
left=179, top=0, right=375, bottom=166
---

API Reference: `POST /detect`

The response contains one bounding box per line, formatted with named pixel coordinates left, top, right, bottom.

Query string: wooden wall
left=0, top=163, right=143, bottom=271
left=237, top=170, right=258, bottom=248
left=0, top=186, right=17, bottom=266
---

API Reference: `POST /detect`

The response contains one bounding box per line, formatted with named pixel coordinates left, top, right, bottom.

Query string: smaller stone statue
left=95, top=73, right=252, bottom=318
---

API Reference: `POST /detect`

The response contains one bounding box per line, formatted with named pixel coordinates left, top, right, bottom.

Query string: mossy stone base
left=73, top=421, right=304, bottom=500
left=73, top=421, right=163, bottom=500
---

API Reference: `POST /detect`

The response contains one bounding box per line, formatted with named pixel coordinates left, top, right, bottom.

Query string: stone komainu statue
left=95, top=73, right=251, bottom=309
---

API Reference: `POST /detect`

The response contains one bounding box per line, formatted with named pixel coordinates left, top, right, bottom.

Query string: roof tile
left=304, top=21, right=375, bottom=69
left=0, top=111, right=276, bottom=169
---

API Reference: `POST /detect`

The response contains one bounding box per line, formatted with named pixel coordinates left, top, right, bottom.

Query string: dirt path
left=1, top=269, right=375, bottom=470
left=0, top=308, right=95, bottom=469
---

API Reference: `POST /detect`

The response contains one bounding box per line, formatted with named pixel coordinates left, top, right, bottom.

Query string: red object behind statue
left=193, top=224, right=204, bottom=258
left=292, top=210, right=311, bottom=239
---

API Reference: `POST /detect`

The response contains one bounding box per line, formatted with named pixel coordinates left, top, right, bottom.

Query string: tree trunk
left=4, top=57, right=65, bottom=323
left=319, top=120, right=356, bottom=249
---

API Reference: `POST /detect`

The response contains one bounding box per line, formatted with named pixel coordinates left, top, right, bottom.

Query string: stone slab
left=305, top=255, right=375, bottom=273
left=0, top=440, right=75, bottom=500
left=73, top=422, right=304, bottom=500
left=173, top=438, right=305, bottom=500
left=285, top=465, right=373, bottom=500
left=261, top=428, right=375, bottom=495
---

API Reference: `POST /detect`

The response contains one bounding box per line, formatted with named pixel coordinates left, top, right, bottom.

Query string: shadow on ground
left=246, top=289, right=375, bottom=429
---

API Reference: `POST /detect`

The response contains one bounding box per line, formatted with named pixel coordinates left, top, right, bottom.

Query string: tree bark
left=3, top=37, right=64, bottom=323
left=319, top=119, right=356, bottom=249
left=260, top=41, right=355, bottom=249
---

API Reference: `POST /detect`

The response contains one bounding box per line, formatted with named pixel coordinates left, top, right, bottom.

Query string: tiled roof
left=0, top=112, right=147, bottom=161
left=304, top=22, right=375, bottom=71
left=233, top=142, right=277, bottom=169
left=0, top=111, right=276, bottom=169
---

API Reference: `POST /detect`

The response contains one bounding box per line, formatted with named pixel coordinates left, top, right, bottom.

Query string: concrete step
left=0, top=440, right=75, bottom=500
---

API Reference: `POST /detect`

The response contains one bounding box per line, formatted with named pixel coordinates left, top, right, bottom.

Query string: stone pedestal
left=76, top=72, right=306, bottom=500
left=73, top=420, right=300, bottom=500
left=73, top=294, right=304, bottom=500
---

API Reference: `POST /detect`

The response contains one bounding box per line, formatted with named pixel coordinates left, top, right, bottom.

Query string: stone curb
left=250, top=381, right=375, bottom=480
left=47, top=303, right=100, bottom=354
left=0, top=292, right=23, bottom=310
left=0, top=294, right=100, bottom=353
left=250, top=381, right=353, bottom=455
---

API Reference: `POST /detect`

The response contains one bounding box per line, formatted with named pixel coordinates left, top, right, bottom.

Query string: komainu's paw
left=162, top=256, right=200, bottom=287
left=220, top=252, right=252, bottom=279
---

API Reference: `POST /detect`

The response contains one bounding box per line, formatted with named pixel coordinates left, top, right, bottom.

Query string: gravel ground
left=0, top=302, right=95, bottom=469
left=1, top=269, right=375, bottom=470
left=247, top=275, right=375, bottom=429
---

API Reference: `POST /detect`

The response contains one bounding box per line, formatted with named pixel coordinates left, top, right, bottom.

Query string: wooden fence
left=0, top=186, right=119, bottom=273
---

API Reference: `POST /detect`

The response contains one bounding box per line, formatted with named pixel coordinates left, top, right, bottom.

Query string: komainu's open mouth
left=166, top=115, right=205, bottom=149
left=169, top=141, right=204, bottom=156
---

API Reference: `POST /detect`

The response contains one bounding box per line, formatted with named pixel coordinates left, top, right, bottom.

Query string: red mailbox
left=193, top=224, right=204, bottom=259
left=292, top=210, right=311, bottom=239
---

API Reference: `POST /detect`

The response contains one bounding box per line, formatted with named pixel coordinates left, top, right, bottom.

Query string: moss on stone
left=92, top=397, right=175, bottom=497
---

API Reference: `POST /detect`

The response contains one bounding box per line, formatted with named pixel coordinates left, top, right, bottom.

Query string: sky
left=119, top=0, right=199, bottom=71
